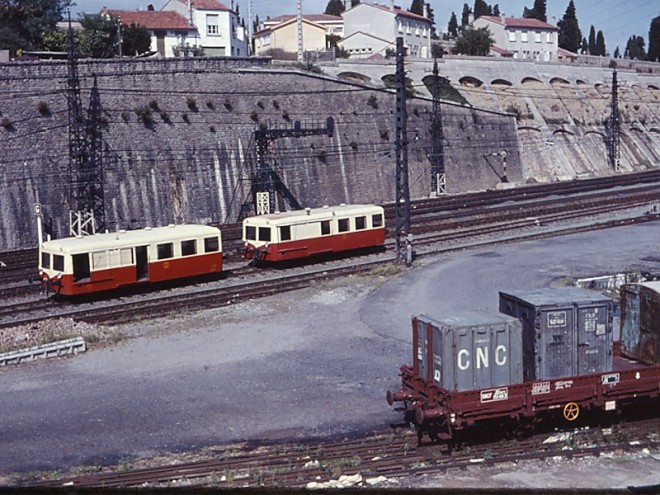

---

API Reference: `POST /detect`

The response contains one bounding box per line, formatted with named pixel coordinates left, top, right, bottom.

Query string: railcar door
left=72, top=253, right=90, bottom=282
left=135, top=245, right=149, bottom=281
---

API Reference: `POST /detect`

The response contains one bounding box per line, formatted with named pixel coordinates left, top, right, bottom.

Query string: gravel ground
left=1, top=222, right=659, bottom=488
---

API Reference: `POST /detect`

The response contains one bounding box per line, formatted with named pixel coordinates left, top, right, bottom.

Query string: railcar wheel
left=563, top=402, right=580, bottom=421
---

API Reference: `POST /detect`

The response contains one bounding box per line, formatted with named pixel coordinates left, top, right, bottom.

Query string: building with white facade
left=253, top=18, right=328, bottom=56
left=161, top=0, right=247, bottom=57
left=339, top=2, right=432, bottom=59
left=262, top=14, right=344, bottom=38
left=472, top=16, right=558, bottom=62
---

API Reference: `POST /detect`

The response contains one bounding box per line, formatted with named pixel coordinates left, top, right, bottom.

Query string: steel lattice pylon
left=429, top=59, right=446, bottom=196
left=606, top=61, right=621, bottom=172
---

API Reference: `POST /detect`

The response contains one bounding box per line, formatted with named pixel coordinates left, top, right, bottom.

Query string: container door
left=576, top=304, right=611, bottom=374
left=539, top=307, right=575, bottom=379
left=135, top=245, right=149, bottom=281
left=416, top=319, right=429, bottom=382
left=639, top=287, right=660, bottom=365
left=620, top=285, right=640, bottom=360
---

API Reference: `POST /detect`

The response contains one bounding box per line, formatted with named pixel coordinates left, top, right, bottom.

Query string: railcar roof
left=243, top=204, right=383, bottom=226
left=41, top=224, right=221, bottom=253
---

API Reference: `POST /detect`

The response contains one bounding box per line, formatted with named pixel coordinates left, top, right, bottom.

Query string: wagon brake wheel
left=563, top=402, right=580, bottom=421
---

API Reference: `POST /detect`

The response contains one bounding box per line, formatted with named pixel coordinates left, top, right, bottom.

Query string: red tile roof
left=104, top=9, right=192, bottom=30
left=480, top=15, right=557, bottom=30
left=367, top=3, right=432, bottom=23
left=266, top=14, right=342, bottom=24
left=491, top=45, right=513, bottom=56
left=174, top=0, right=231, bottom=11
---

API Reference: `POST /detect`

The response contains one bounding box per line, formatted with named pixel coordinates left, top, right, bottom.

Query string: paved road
left=1, top=222, right=658, bottom=476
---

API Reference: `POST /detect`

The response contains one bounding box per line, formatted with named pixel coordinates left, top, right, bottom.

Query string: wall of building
left=0, top=56, right=519, bottom=250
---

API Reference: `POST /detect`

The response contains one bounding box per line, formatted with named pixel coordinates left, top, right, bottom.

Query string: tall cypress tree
left=523, top=0, right=547, bottom=22
left=448, top=12, right=459, bottom=37
left=625, top=35, right=646, bottom=60
left=557, top=0, right=581, bottom=53
left=324, top=0, right=344, bottom=15
left=461, top=3, right=472, bottom=27
left=588, top=25, right=596, bottom=54
left=409, top=0, right=424, bottom=15
left=493, top=4, right=500, bottom=16
left=649, top=16, right=660, bottom=62
left=473, top=0, right=491, bottom=19
left=596, top=30, right=606, bottom=56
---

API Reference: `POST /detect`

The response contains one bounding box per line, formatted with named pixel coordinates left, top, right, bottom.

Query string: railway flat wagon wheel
left=563, top=402, right=580, bottom=421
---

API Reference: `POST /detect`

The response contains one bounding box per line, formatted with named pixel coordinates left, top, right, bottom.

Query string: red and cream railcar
left=242, top=204, right=385, bottom=263
left=38, top=224, right=222, bottom=296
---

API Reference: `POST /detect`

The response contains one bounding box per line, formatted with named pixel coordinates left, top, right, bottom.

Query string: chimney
left=390, top=0, right=395, bottom=12
left=468, top=13, right=474, bottom=24
left=423, top=2, right=428, bottom=18
left=344, top=0, right=350, bottom=11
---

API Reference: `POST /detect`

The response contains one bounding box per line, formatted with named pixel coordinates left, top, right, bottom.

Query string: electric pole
left=606, top=60, right=620, bottom=172
left=297, top=0, right=304, bottom=63
left=395, top=37, right=412, bottom=266
left=429, top=59, right=445, bottom=196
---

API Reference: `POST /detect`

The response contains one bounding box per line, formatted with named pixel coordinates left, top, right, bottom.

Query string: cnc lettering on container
left=457, top=344, right=508, bottom=370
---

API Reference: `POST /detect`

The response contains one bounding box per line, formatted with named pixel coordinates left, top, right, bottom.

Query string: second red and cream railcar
left=38, top=224, right=222, bottom=296
left=242, top=204, right=385, bottom=263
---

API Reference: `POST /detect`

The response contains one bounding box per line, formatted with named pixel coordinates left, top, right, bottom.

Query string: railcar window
left=181, top=239, right=197, bottom=256
left=157, top=243, right=174, bottom=260
left=245, top=225, right=256, bottom=241
left=338, top=218, right=350, bottom=232
left=321, top=220, right=330, bottom=235
left=41, top=252, right=50, bottom=269
left=372, top=214, right=383, bottom=228
left=120, top=248, right=133, bottom=265
left=53, top=254, right=64, bottom=271
left=204, top=236, right=219, bottom=252
left=72, top=253, right=90, bottom=282
left=258, top=227, right=271, bottom=242
left=280, top=225, right=291, bottom=241
left=92, top=251, right=109, bottom=269
left=355, top=216, right=366, bottom=230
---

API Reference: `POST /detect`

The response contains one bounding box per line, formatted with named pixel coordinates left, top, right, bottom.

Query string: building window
left=521, top=31, right=528, bottom=42
left=546, top=32, right=553, bottom=43
left=207, top=14, right=219, bottom=35
left=398, top=21, right=403, bottom=32
left=508, top=30, right=516, bottom=42
left=535, top=31, right=541, bottom=42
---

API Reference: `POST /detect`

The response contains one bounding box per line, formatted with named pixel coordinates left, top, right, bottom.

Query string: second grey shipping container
left=620, top=282, right=660, bottom=365
left=499, top=287, right=613, bottom=381
left=413, top=310, right=523, bottom=392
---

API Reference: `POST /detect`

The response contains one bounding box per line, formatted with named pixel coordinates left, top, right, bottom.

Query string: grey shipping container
left=413, top=310, right=523, bottom=392
left=499, top=287, right=613, bottom=381
left=620, top=282, right=660, bottom=365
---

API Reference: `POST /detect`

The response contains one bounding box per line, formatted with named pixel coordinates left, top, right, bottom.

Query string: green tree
left=0, top=0, right=71, bottom=56
left=324, top=0, right=344, bottom=16
left=648, top=16, right=660, bottom=62
left=596, top=30, right=606, bottom=56
left=625, top=35, right=646, bottom=60
left=492, top=4, right=500, bottom=16
left=557, top=0, right=581, bottom=53
left=409, top=0, right=424, bottom=15
left=461, top=3, right=471, bottom=27
left=588, top=25, right=596, bottom=54
left=122, top=23, right=151, bottom=56
left=580, top=36, right=587, bottom=54
left=79, top=13, right=118, bottom=58
left=453, top=26, right=493, bottom=56
left=613, top=46, right=620, bottom=58
left=523, top=0, right=546, bottom=22
left=447, top=12, right=458, bottom=37
left=473, top=0, right=491, bottom=19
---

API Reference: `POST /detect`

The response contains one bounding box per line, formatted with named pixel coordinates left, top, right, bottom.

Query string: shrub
left=272, top=99, right=280, bottom=109
left=223, top=98, right=232, bottom=111
left=209, top=125, right=216, bottom=133
left=134, top=105, right=154, bottom=126
left=121, top=112, right=129, bottom=123
left=379, top=127, right=389, bottom=140
left=206, top=100, right=215, bottom=110
left=250, top=110, right=258, bottom=122
left=1, top=117, right=13, bottom=129
left=282, top=109, right=290, bottom=121
left=349, top=140, right=358, bottom=150
left=37, top=101, right=51, bottom=116
left=159, top=111, right=171, bottom=123
left=257, top=100, right=265, bottom=110
left=367, top=95, right=378, bottom=109
left=182, top=112, right=190, bottom=123
left=187, top=97, right=198, bottom=111
left=148, top=99, right=159, bottom=110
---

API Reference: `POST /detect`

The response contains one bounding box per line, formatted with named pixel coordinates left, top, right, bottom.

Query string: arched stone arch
left=648, top=84, right=659, bottom=90
left=521, top=77, right=542, bottom=86
left=518, top=126, right=542, bottom=132
left=491, top=78, right=513, bottom=87
left=458, top=76, right=483, bottom=87
left=584, top=130, right=605, bottom=139
left=550, top=77, right=570, bottom=85
left=337, top=72, right=371, bottom=84
left=649, top=127, right=660, bottom=134
left=553, top=129, right=575, bottom=137
left=576, top=79, right=588, bottom=86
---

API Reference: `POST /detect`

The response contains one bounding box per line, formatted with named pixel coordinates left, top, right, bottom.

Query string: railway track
left=29, top=417, right=659, bottom=488
left=0, top=183, right=658, bottom=330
